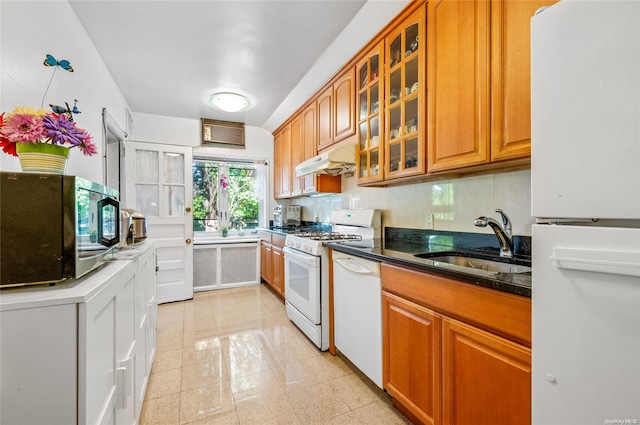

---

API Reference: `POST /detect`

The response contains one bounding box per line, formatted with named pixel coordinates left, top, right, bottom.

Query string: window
left=192, top=158, right=267, bottom=232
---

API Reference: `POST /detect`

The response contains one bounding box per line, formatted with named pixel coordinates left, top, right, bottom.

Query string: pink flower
left=77, top=130, right=97, bottom=156
left=2, top=112, right=48, bottom=143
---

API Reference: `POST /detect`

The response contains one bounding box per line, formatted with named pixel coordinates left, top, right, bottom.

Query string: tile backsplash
left=290, top=169, right=534, bottom=236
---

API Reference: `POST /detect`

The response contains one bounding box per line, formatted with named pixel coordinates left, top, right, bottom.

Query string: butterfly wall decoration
left=50, top=99, right=81, bottom=121
left=43, top=54, right=73, bottom=72
left=40, top=54, right=76, bottom=109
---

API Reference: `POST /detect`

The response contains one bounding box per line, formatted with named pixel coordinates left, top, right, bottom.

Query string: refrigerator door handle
left=550, top=247, right=640, bottom=277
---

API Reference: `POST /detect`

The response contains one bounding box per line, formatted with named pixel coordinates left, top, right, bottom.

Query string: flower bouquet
left=0, top=107, right=97, bottom=174
left=0, top=54, right=97, bottom=173
left=0, top=107, right=97, bottom=157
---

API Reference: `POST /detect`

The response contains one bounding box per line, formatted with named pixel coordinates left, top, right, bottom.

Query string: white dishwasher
left=332, top=251, right=382, bottom=388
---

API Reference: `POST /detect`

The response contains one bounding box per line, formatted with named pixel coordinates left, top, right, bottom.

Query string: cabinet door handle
left=186, top=238, right=192, bottom=244
left=117, top=356, right=133, bottom=409
left=186, top=207, right=192, bottom=213
left=117, top=367, right=127, bottom=408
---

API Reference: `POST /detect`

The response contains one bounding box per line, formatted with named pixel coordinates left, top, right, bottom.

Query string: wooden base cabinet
left=381, top=263, right=531, bottom=425
left=442, top=318, right=531, bottom=425
left=259, top=231, right=285, bottom=299
left=272, top=245, right=284, bottom=297
left=383, top=291, right=441, bottom=425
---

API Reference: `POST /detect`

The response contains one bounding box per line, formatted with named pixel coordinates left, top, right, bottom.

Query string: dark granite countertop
left=258, top=227, right=287, bottom=237
left=259, top=222, right=332, bottom=237
left=324, top=228, right=532, bottom=298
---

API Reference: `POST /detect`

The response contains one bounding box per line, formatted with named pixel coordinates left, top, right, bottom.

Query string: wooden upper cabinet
left=427, top=0, right=491, bottom=173
left=280, top=125, right=291, bottom=198
left=491, top=0, right=558, bottom=162
left=356, top=41, right=385, bottom=185
left=317, top=67, right=356, bottom=151
left=273, top=131, right=283, bottom=198
left=333, top=67, right=356, bottom=142
left=274, top=125, right=291, bottom=199
left=384, top=4, right=427, bottom=181
left=317, top=86, right=333, bottom=150
left=290, top=114, right=304, bottom=197
left=272, top=101, right=341, bottom=199
left=302, top=102, right=319, bottom=194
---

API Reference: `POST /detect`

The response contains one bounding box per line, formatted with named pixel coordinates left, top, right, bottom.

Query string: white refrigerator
left=531, top=1, right=640, bottom=424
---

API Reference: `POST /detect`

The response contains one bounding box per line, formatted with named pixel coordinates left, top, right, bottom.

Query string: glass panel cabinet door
left=356, top=41, right=385, bottom=184
left=385, top=4, right=426, bottom=180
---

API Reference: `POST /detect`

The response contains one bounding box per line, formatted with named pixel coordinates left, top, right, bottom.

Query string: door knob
left=186, top=238, right=192, bottom=244
left=185, top=207, right=192, bottom=213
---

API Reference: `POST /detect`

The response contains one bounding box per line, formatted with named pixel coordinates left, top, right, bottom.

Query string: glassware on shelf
left=360, top=63, right=368, bottom=89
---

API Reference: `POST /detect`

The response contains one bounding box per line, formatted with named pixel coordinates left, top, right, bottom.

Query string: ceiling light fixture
left=208, top=92, right=252, bottom=112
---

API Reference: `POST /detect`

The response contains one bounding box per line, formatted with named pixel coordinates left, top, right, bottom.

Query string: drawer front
left=381, top=263, right=531, bottom=346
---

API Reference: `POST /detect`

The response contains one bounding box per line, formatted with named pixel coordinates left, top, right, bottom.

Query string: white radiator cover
left=194, top=242, right=259, bottom=291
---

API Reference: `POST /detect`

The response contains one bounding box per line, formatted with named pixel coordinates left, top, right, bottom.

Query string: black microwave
left=0, top=171, right=120, bottom=287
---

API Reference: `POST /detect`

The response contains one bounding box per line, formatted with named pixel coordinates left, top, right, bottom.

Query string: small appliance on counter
left=122, top=208, right=148, bottom=243
left=0, top=171, right=120, bottom=287
left=273, top=205, right=301, bottom=227
left=118, top=210, right=133, bottom=248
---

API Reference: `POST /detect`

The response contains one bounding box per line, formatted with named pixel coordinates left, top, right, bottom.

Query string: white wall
left=0, top=1, right=130, bottom=184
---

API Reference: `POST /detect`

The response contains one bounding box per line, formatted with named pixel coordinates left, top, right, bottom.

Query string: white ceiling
left=68, top=0, right=370, bottom=131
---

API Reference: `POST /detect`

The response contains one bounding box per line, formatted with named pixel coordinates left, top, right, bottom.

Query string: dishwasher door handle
left=334, top=258, right=379, bottom=275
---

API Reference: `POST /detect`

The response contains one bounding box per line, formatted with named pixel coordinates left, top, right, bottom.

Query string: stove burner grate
left=292, top=231, right=363, bottom=241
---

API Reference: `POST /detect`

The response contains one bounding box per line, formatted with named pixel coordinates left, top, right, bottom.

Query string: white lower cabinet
left=0, top=242, right=157, bottom=425
left=135, top=247, right=158, bottom=420
left=79, top=263, right=137, bottom=425
left=0, top=304, right=78, bottom=425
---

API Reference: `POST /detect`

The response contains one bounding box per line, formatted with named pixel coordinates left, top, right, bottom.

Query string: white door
left=532, top=224, right=640, bottom=425
left=124, top=141, right=193, bottom=303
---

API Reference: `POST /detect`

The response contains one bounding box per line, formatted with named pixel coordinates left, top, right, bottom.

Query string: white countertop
left=0, top=240, right=155, bottom=311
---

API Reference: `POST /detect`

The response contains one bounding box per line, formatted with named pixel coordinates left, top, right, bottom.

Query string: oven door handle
left=283, top=246, right=319, bottom=266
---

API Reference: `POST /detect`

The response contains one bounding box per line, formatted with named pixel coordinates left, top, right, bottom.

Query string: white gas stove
left=284, top=210, right=380, bottom=255
left=283, top=209, right=381, bottom=350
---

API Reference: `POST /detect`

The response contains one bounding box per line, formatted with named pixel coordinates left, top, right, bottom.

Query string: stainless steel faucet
left=473, top=209, right=514, bottom=258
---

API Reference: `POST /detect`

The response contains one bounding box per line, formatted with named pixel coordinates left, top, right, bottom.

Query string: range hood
left=295, top=144, right=356, bottom=177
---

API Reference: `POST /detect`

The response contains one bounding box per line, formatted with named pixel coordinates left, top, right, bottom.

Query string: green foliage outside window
left=193, top=161, right=260, bottom=231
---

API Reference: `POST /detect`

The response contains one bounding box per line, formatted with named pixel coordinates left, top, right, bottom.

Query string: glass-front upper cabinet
left=385, top=4, right=426, bottom=180
left=356, top=41, right=385, bottom=185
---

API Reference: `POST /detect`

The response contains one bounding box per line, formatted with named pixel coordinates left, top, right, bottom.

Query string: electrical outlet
left=425, top=213, right=434, bottom=229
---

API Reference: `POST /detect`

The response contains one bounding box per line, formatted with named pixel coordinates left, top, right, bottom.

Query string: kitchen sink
left=414, top=252, right=532, bottom=274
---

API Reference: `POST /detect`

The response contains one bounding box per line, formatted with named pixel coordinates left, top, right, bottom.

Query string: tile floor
left=140, top=284, right=412, bottom=425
